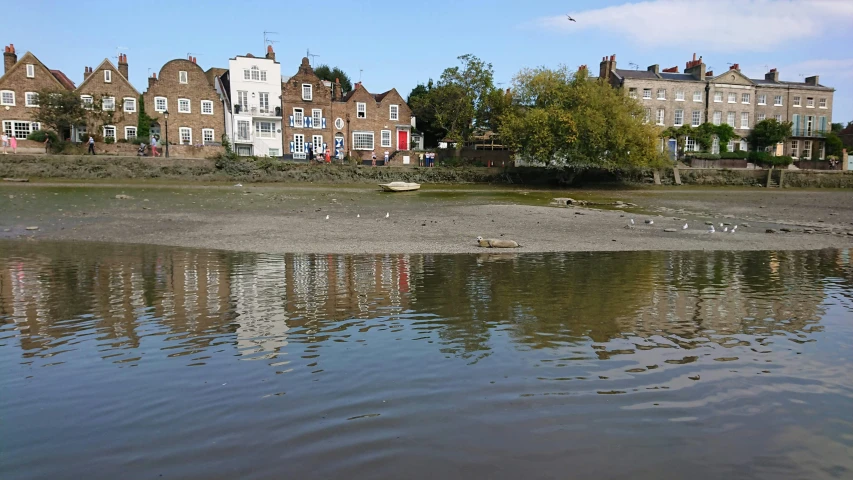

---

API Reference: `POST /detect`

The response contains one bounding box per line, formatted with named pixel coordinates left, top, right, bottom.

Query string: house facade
left=281, top=57, right=334, bottom=160
left=332, top=83, right=413, bottom=161
left=217, top=46, right=283, bottom=157
left=143, top=56, right=224, bottom=146
left=600, top=54, right=835, bottom=159
left=73, top=54, right=140, bottom=142
left=1, top=43, right=75, bottom=140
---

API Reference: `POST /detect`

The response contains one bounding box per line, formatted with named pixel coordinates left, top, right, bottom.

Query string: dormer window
left=302, top=84, right=313, bottom=101
left=357, top=102, right=366, bottom=118
left=104, top=70, right=112, bottom=83
left=26, top=64, right=35, bottom=78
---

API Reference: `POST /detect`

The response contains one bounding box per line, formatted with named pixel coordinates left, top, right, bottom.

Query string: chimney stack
left=706, top=71, right=714, bottom=77
left=148, top=72, right=157, bottom=88
left=599, top=54, right=616, bottom=82
left=333, top=77, right=342, bottom=100
left=118, top=53, right=128, bottom=79
left=191, top=56, right=197, bottom=64
left=729, top=63, right=740, bottom=71
left=684, top=53, right=706, bottom=80
left=83, top=66, right=92, bottom=80
left=765, top=68, right=779, bottom=83
left=805, top=75, right=819, bottom=86
left=647, top=64, right=660, bottom=75
left=662, top=66, right=679, bottom=73
left=3, top=44, right=16, bottom=74
left=265, top=45, right=276, bottom=62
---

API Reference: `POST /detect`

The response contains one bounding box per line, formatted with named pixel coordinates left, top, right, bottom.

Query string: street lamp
left=163, top=110, right=170, bottom=158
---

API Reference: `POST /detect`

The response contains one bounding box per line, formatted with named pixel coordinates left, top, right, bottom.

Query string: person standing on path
left=371, top=151, right=377, bottom=166
left=9, top=135, right=17, bottom=154
left=1, top=132, right=8, bottom=154
left=87, top=136, right=95, bottom=155
left=150, top=135, right=159, bottom=157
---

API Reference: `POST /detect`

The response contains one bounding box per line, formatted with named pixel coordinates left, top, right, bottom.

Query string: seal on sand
left=476, top=236, right=521, bottom=248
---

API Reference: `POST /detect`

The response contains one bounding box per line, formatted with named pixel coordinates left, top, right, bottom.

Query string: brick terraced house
left=599, top=54, right=835, bottom=159
left=73, top=54, right=141, bottom=142
left=143, top=56, right=224, bottom=146
left=1, top=43, right=75, bottom=141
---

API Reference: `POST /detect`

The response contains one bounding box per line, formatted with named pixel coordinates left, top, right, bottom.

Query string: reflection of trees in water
left=1, top=243, right=851, bottom=367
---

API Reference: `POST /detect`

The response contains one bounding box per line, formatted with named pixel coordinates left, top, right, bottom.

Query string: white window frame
left=26, top=64, right=35, bottom=78
left=685, top=136, right=696, bottom=152
left=312, top=134, right=323, bottom=153
left=293, top=134, right=305, bottom=154
left=757, top=113, right=766, bottom=122
left=123, top=97, right=136, bottom=113
left=255, top=121, right=274, bottom=139
left=712, top=136, right=720, bottom=154
left=102, top=96, right=115, bottom=112
left=380, top=129, right=392, bottom=147
left=674, top=109, right=684, bottom=126
left=757, top=94, right=767, bottom=105
left=819, top=98, right=827, bottom=109
left=3, top=120, right=40, bottom=139
left=293, top=108, right=304, bottom=128
left=124, top=126, right=137, bottom=140
left=643, top=107, right=651, bottom=123
left=236, top=91, right=248, bottom=109
left=1, top=90, right=15, bottom=106
left=202, top=128, right=215, bottom=144
left=269, top=148, right=280, bottom=157
left=334, top=117, right=344, bottom=130
left=201, top=100, right=213, bottom=115
left=179, top=127, right=192, bottom=145
left=727, top=112, right=735, bottom=126
left=179, top=71, right=188, bottom=84
left=793, top=96, right=801, bottom=107
left=774, top=95, right=783, bottom=106
left=790, top=140, right=798, bottom=158
left=154, top=96, right=167, bottom=112
left=740, top=139, right=748, bottom=152
left=693, top=91, right=702, bottom=102
left=236, top=120, right=251, bottom=142
left=259, top=92, right=269, bottom=113
left=352, top=131, right=374, bottom=150
left=741, top=93, right=750, bottom=104
left=803, top=140, right=812, bottom=159
left=390, top=104, right=399, bottom=120
left=178, top=98, right=191, bottom=113
left=775, top=114, right=783, bottom=122
left=657, top=89, right=666, bottom=100
left=25, top=92, right=38, bottom=107
left=691, top=110, right=701, bottom=127
left=628, top=88, right=637, bottom=99
left=642, top=88, right=652, bottom=100
left=103, top=125, right=116, bottom=140
left=806, top=97, right=814, bottom=108
left=104, top=70, right=112, bottom=83
left=713, top=111, right=722, bottom=125
left=81, top=95, right=93, bottom=109
left=727, top=92, right=736, bottom=103
left=302, top=83, right=313, bottom=101
left=656, top=108, right=665, bottom=126
left=312, top=109, right=322, bottom=129
left=357, top=102, right=366, bottom=118
left=713, top=92, right=722, bottom=103
left=675, top=90, right=685, bottom=101
left=740, top=112, right=749, bottom=129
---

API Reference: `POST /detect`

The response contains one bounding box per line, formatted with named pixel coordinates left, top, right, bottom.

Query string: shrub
left=104, top=137, right=115, bottom=144
left=719, top=151, right=749, bottom=159
left=127, top=136, right=146, bottom=145
left=27, top=130, right=59, bottom=144
left=749, top=151, right=792, bottom=167
left=685, top=153, right=720, bottom=160
left=117, top=138, right=128, bottom=143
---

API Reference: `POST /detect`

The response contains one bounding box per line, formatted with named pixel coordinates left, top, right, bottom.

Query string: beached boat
left=379, top=181, right=421, bottom=192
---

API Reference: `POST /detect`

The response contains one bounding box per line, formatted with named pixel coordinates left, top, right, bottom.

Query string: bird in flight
left=566, top=14, right=576, bottom=22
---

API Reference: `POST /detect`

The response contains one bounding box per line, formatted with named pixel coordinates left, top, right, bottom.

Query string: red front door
left=397, top=130, right=408, bottom=150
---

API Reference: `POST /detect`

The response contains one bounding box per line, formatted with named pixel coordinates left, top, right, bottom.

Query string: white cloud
left=534, top=0, right=853, bottom=51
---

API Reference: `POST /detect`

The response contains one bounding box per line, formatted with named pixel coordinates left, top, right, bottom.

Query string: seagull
left=729, top=228, right=735, bottom=234
left=385, top=212, right=390, bottom=218
left=732, top=225, right=738, bottom=232
left=234, top=183, right=242, bottom=187
left=566, top=14, right=576, bottom=22
left=683, top=223, right=689, bottom=230
left=719, top=223, right=724, bottom=227
left=325, top=215, right=329, bottom=220
left=645, top=219, right=654, bottom=225
left=708, top=225, right=715, bottom=233
left=357, top=214, right=360, bottom=218
left=723, top=227, right=728, bottom=232
left=630, top=218, right=635, bottom=225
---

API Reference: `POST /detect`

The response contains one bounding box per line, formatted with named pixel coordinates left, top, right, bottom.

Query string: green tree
left=314, top=64, right=353, bottom=93
left=408, top=81, right=446, bottom=148
left=30, top=89, right=88, bottom=138
left=411, top=54, right=497, bottom=143
left=747, top=118, right=792, bottom=153
left=661, top=125, right=695, bottom=161
left=499, top=66, right=665, bottom=168
left=825, top=132, right=844, bottom=158
left=137, top=94, right=152, bottom=140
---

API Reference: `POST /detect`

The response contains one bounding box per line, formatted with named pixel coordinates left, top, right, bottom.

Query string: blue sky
left=8, top=0, right=853, bottom=122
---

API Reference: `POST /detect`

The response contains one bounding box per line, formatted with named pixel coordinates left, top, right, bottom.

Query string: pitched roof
left=659, top=72, right=700, bottom=82
left=0, top=51, right=68, bottom=91
left=205, top=67, right=228, bottom=88
left=614, top=69, right=659, bottom=80
left=50, top=70, right=75, bottom=90
left=75, top=58, right=139, bottom=94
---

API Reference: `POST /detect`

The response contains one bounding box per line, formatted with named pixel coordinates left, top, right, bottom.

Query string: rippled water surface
left=1, top=242, right=852, bottom=480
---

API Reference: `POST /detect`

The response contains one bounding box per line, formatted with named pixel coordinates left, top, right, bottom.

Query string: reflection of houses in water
left=232, top=254, right=290, bottom=360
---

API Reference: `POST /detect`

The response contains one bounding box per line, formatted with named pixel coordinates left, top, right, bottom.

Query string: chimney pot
left=692, top=53, right=696, bottom=61
left=610, top=54, right=615, bottom=62
left=10, top=44, right=14, bottom=53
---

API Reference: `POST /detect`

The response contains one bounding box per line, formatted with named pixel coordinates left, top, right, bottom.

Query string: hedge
left=748, top=151, right=793, bottom=166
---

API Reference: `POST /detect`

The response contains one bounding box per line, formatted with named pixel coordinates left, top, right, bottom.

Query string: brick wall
left=75, top=57, right=140, bottom=141
left=281, top=58, right=333, bottom=158
left=331, top=85, right=413, bottom=160
left=143, top=58, right=224, bottom=146
left=0, top=50, right=71, bottom=138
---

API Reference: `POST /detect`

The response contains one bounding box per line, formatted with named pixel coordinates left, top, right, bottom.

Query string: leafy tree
left=314, top=64, right=353, bottom=93
left=661, top=125, right=695, bottom=161
left=712, top=124, right=738, bottom=152
left=499, top=66, right=666, bottom=168
left=30, top=89, right=88, bottom=138
left=408, top=81, right=445, bottom=148
left=411, top=54, right=496, bottom=143
left=825, top=132, right=844, bottom=158
left=831, top=122, right=844, bottom=133
left=137, top=94, right=152, bottom=140
left=747, top=118, right=792, bottom=153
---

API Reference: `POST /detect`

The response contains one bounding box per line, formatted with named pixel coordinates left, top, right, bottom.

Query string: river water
left=1, top=241, right=852, bottom=480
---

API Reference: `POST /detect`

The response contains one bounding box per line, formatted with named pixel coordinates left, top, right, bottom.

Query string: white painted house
left=217, top=47, right=282, bottom=157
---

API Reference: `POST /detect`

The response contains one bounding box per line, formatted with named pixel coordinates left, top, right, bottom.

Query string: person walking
left=44, top=135, right=52, bottom=153
left=307, top=144, right=314, bottom=163
left=1, top=132, right=8, bottom=154
left=9, top=135, right=17, bottom=154
left=87, top=135, right=95, bottom=155
left=371, top=151, right=377, bottom=167
left=150, top=135, right=159, bottom=157
left=325, top=148, right=331, bottom=164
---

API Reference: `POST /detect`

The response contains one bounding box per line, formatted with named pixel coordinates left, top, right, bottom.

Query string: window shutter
left=792, top=114, right=799, bottom=134
left=321, top=118, right=326, bottom=129
left=290, top=141, right=294, bottom=153
left=323, top=143, right=327, bottom=152
left=306, top=117, right=312, bottom=128
left=819, top=116, right=827, bottom=132
left=289, top=116, right=294, bottom=127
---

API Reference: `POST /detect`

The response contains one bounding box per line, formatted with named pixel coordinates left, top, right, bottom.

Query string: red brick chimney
left=265, top=45, right=276, bottom=62
left=148, top=72, right=157, bottom=88
left=662, top=66, right=679, bottom=73
left=3, top=44, right=16, bottom=74
left=599, top=54, right=616, bottom=81
left=118, top=53, right=128, bottom=78
left=729, top=63, right=740, bottom=71
left=685, top=53, right=706, bottom=80
left=83, top=66, right=92, bottom=80
left=333, top=77, right=342, bottom=100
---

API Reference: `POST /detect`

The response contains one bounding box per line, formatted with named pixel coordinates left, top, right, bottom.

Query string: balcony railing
left=233, top=104, right=281, bottom=117
left=790, top=128, right=827, bottom=138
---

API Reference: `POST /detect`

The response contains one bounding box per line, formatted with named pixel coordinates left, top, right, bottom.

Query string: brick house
left=142, top=57, right=224, bottom=147
left=599, top=53, right=835, bottom=159
left=1, top=43, right=75, bottom=140
left=281, top=57, right=414, bottom=162
left=73, top=54, right=141, bottom=142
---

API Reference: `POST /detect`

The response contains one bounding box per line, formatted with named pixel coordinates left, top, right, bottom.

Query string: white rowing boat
left=379, top=182, right=421, bottom=192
